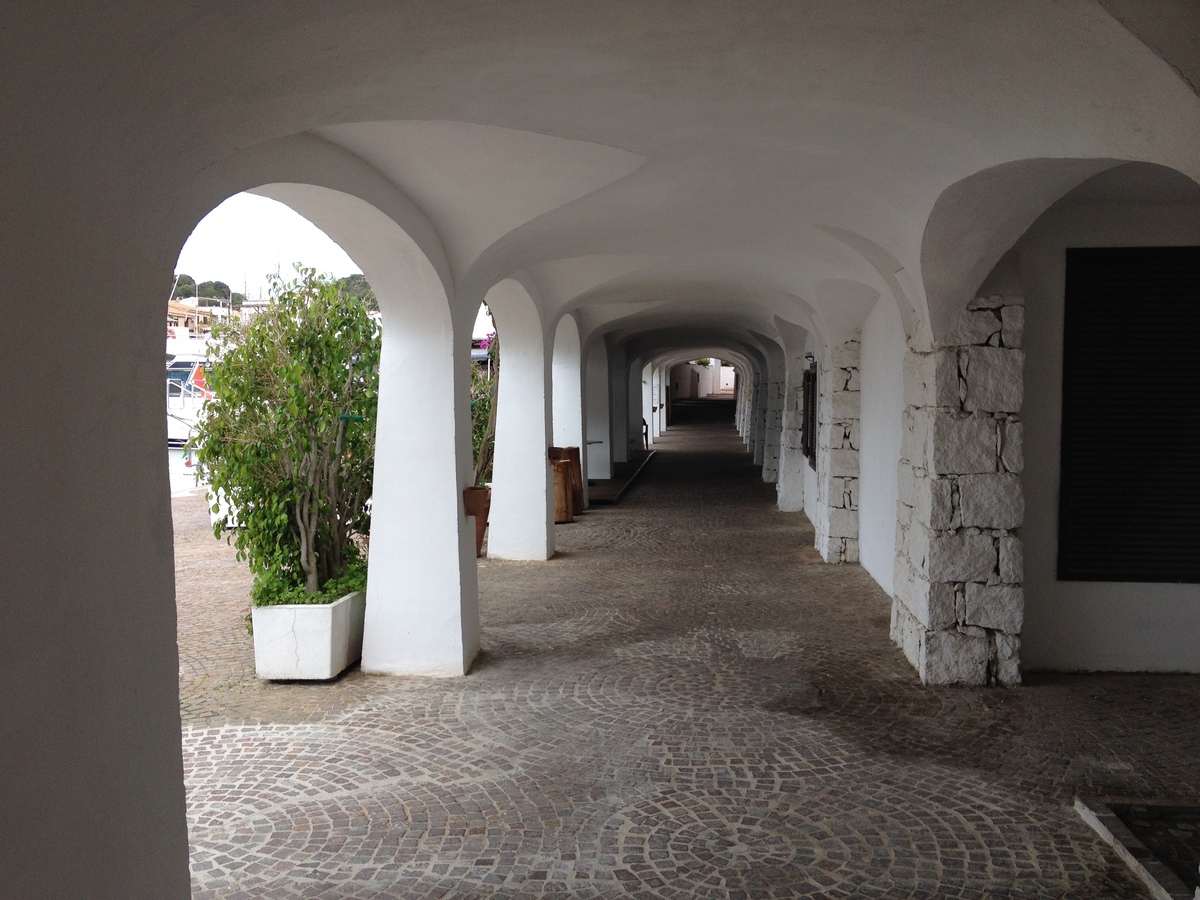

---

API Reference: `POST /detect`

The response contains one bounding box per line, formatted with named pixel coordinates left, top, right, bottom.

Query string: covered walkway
left=178, top=422, right=1195, bottom=898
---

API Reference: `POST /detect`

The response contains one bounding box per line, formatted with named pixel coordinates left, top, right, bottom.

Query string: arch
left=1005, top=161, right=1200, bottom=673
left=551, top=313, right=585, bottom=451
left=483, top=277, right=555, bottom=560
left=920, top=157, right=1124, bottom=344
left=240, top=182, right=479, bottom=677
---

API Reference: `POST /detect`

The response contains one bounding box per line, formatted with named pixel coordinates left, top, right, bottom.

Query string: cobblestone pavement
left=176, top=420, right=1200, bottom=898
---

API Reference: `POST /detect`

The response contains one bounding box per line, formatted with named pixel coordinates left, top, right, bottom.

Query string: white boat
left=166, top=327, right=213, bottom=449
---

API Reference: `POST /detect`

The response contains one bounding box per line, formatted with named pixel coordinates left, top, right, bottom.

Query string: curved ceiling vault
left=92, top=1, right=1200, bottom=357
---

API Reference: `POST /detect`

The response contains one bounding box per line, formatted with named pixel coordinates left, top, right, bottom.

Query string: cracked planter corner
left=250, top=591, right=366, bottom=680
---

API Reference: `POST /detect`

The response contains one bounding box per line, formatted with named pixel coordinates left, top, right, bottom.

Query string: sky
left=175, top=192, right=494, bottom=338
left=175, top=193, right=359, bottom=301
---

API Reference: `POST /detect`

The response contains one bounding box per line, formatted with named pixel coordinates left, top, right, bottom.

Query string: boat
left=167, top=328, right=213, bottom=449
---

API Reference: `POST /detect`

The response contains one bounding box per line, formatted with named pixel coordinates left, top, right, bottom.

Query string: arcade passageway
left=177, top=421, right=1197, bottom=898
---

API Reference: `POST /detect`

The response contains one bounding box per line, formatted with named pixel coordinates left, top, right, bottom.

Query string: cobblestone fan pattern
left=176, top=422, right=1198, bottom=898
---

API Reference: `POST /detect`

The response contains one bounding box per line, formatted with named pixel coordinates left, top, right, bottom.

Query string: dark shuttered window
left=1058, top=246, right=1200, bottom=582
left=802, top=363, right=817, bottom=470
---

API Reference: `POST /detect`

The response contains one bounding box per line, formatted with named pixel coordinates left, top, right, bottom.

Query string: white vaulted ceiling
left=25, top=1, right=1200, bottom=353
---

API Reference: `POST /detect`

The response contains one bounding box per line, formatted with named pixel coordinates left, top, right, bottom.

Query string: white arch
left=552, top=314, right=585, bottom=450
left=485, top=278, right=555, bottom=560
left=253, top=183, right=480, bottom=676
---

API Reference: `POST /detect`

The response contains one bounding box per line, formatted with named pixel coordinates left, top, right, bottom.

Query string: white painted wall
left=1018, top=200, right=1200, bottom=672
left=857, top=295, right=906, bottom=594
left=670, top=363, right=703, bottom=398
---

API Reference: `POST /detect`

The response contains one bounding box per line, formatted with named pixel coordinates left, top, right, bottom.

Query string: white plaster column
left=364, top=308, right=480, bottom=676
left=890, top=296, right=1025, bottom=686
left=609, top=342, right=630, bottom=464
left=734, top=374, right=744, bottom=444
left=552, top=316, right=584, bottom=449
left=812, top=339, right=861, bottom=563
left=652, top=365, right=666, bottom=438
left=552, top=315, right=587, bottom=506
left=585, top=340, right=613, bottom=480
left=487, top=280, right=554, bottom=560
left=641, top=362, right=654, bottom=447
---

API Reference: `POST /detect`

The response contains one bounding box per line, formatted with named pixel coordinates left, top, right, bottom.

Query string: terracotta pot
left=463, top=486, right=492, bottom=557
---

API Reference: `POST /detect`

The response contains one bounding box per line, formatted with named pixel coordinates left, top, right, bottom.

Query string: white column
left=487, top=280, right=554, bottom=560
left=585, top=340, right=613, bottom=479
left=364, top=309, right=479, bottom=676
left=552, top=315, right=587, bottom=506
left=655, top=365, right=667, bottom=436
left=609, top=343, right=630, bottom=464
left=640, top=362, right=654, bottom=448
left=552, top=316, right=584, bottom=449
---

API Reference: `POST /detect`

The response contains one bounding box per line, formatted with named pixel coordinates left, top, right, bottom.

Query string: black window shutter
left=1058, top=246, right=1200, bottom=583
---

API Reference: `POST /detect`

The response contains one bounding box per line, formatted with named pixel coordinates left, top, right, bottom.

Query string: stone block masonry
left=814, top=339, right=861, bottom=564
left=891, top=295, right=1024, bottom=686
left=761, top=377, right=785, bottom=483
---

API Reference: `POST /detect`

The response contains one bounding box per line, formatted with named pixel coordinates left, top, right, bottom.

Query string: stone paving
left=176, top=418, right=1200, bottom=898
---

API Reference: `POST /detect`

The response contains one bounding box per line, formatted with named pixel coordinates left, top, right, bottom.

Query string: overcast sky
left=175, top=193, right=360, bottom=301
left=175, top=192, right=494, bottom=337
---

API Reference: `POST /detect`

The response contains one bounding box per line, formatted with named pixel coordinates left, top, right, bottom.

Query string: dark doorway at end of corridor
left=670, top=397, right=735, bottom=426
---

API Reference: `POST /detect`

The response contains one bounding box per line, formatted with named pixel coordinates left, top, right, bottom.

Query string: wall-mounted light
left=804, top=352, right=815, bottom=363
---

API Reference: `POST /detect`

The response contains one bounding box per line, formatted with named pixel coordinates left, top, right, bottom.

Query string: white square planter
left=251, top=590, right=366, bottom=680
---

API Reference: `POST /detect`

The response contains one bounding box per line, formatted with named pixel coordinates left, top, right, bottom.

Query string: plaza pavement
left=176, top=414, right=1198, bottom=898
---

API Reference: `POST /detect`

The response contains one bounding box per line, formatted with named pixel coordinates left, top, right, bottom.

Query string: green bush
left=192, top=266, right=380, bottom=604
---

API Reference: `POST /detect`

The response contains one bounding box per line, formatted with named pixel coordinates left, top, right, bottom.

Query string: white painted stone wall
left=752, top=375, right=768, bottom=466
left=776, top=356, right=808, bottom=512
left=813, top=340, right=861, bottom=564
left=858, top=296, right=906, bottom=594
left=890, top=298, right=1024, bottom=686
left=1018, top=201, right=1200, bottom=672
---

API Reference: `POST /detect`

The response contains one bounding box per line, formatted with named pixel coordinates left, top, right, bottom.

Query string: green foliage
left=471, top=328, right=498, bottom=486
left=694, top=358, right=711, bottom=367
left=251, top=561, right=368, bottom=607
left=192, top=266, right=381, bottom=602
left=337, top=273, right=377, bottom=310
left=172, top=273, right=196, bottom=299
left=196, top=279, right=231, bottom=300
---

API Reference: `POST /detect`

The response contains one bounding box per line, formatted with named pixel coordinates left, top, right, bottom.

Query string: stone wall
left=776, top=366, right=807, bottom=511
left=751, top=375, right=767, bottom=465
left=814, top=340, right=861, bottom=563
left=761, top=377, right=785, bottom=483
left=891, top=296, right=1024, bottom=686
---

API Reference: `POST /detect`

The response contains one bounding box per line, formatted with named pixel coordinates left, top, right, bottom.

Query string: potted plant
left=191, top=266, right=380, bottom=680
left=466, top=327, right=498, bottom=556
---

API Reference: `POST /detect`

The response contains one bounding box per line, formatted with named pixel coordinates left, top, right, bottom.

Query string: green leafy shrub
left=192, top=266, right=380, bottom=604
left=471, top=328, right=499, bottom=486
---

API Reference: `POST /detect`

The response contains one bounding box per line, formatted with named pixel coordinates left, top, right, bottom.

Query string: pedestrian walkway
left=177, top=420, right=1199, bottom=898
